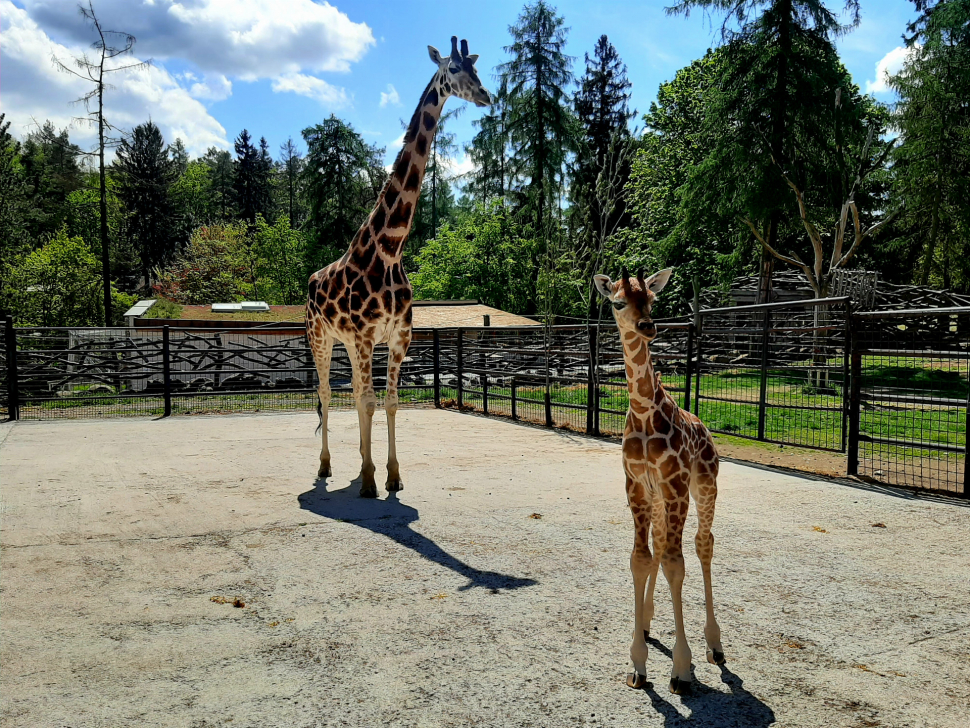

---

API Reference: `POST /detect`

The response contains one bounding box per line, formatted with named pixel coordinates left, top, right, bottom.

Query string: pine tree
left=667, top=0, right=865, bottom=301
left=169, top=138, right=189, bottom=175
left=465, top=83, right=511, bottom=204
left=499, top=1, right=575, bottom=229
left=232, top=130, right=273, bottom=225
left=19, top=122, right=84, bottom=240
left=499, top=1, right=576, bottom=314
left=278, top=137, right=305, bottom=228
left=571, top=35, right=635, bottom=319
left=890, top=0, right=970, bottom=289
left=114, top=121, right=179, bottom=285
left=301, top=116, right=385, bottom=271
left=202, top=147, right=235, bottom=220
left=0, top=114, right=31, bottom=309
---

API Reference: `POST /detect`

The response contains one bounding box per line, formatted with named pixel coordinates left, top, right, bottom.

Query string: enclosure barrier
left=2, top=304, right=967, bottom=498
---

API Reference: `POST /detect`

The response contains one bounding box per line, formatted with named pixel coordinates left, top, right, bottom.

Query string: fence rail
left=3, top=300, right=967, bottom=498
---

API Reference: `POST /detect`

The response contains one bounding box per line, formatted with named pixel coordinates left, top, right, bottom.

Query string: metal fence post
left=456, top=327, right=464, bottom=410
left=757, top=309, right=771, bottom=440
left=4, top=316, right=19, bottom=421
left=683, top=322, right=694, bottom=412
left=847, top=315, right=862, bottom=476
left=162, top=326, right=172, bottom=417
left=511, top=377, right=518, bottom=420
left=481, top=342, right=489, bottom=415
left=586, top=323, right=597, bottom=435
left=433, top=329, right=441, bottom=408
left=693, top=314, right=703, bottom=416
left=544, top=329, right=553, bottom=427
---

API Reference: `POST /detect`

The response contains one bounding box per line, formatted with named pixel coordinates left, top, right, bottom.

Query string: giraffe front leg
left=644, top=489, right=666, bottom=638
left=661, top=496, right=693, bottom=696
left=692, top=469, right=724, bottom=665
left=384, top=327, right=411, bottom=492
left=311, top=333, right=334, bottom=478
left=627, top=482, right=653, bottom=689
left=348, top=338, right=378, bottom=498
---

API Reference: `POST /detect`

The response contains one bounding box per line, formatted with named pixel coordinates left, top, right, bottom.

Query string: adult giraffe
left=593, top=267, right=725, bottom=695
left=307, top=38, right=491, bottom=498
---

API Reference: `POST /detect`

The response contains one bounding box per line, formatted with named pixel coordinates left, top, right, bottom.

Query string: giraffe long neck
left=351, top=73, right=446, bottom=262
left=622, top=332, right=664, bottom=414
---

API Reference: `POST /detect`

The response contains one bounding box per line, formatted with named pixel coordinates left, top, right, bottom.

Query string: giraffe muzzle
left=636, top=320, right=656, bottom=337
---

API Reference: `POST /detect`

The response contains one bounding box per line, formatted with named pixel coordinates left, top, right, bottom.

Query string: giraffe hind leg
left=310, top=329, right=334, bottom=478
left=691, top=465, right=724, bottom=665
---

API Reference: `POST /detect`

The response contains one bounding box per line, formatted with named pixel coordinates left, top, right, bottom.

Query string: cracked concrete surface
left=1, top=410, right=968, bottom=727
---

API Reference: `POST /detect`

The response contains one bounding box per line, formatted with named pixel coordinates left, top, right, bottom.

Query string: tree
left=412, top=108, right=462, bottom=252
left=571, top=35, right=635, bottom=319
left=232, top=130, right=274, bottom=225
left=889, top=0, right=970, bottom=289
left=278, top=137, right=305, bottom=228
left=171, top=159, right=215, bottom=229
left=202, top=147, right=235, bottom=220
left=153, top=222, right=251, bottom=304
left=2, top=228, right=102, bottom=326
left=253, top=215, right=308, bottom=305
left=0, top=115, right=31, bottom=308
left=169, top=138, right=189, bottom=175
left=667, top=0, right=862, bottom=302
left=499, top=0, right=575, bottom=219
left=465, top=83, right=511, bottom=204
left=301, top=116, right=385, bottom=271
left=19, top=121, right=84, bottom=241
left=114, top=121, right=179, bottom=285
left=51, top=0, right=151, bottom=323
left=499, top=0, right=576, bottom=313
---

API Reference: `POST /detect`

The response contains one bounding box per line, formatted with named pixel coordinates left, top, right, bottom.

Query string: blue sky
left=2, top=0, right=919, bottom=176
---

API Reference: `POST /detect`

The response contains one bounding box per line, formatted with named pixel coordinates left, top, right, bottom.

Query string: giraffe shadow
left=297, top=478, right=537, bottom=593
left=642, top=637, right=777, bottom=728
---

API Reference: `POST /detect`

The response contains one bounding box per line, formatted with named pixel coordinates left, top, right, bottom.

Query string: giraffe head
left=593, top=267, right=673, bottom=341
left=428, top=37, right=492, bottom=107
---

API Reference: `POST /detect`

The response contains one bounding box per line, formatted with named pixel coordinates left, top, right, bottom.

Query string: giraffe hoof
left=644, top=629, right=650, bottom=641
left=707, top=648, right=725, bottom=665
left=669, top=677, right=692, bottom=696
left=385, top=480, right=404, bottom=492
left=317, top=464, right=332, bottom=478
left=359, top=485, right=378, bottom=498
left=627, top=673, right=651, bottom=689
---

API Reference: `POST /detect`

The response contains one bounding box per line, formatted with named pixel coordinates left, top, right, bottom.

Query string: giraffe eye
left=449, top=64, right=460, bottom=74
left=612, top=300, right=626, bottom=311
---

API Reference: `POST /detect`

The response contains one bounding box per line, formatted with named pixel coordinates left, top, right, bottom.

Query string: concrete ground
left=1, top=410, right=968, bottom=728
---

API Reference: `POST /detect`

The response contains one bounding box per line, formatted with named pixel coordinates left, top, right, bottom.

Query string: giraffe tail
left=315, top=397, right=323, bottom=435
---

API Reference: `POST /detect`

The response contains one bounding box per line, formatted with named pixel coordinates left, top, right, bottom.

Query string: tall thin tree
left=51, top=1, right=151, bottom=322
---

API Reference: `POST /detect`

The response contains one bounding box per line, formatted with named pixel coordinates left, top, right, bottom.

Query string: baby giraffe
left=593, top=267, right=725, bottom=695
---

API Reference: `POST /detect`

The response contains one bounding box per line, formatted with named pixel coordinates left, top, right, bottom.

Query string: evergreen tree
left=465, top=82, right=511, bottom=204
left=499, top=0, right=576, bottom=313
left=500, top=1, right=575, bottom=225
left=0, top=114, right=31, bottom=308
left=889, top=0, right=970, bottom=289
left=232, top=130, right=273, bottom=225
left=667, top=0, right=866, bottom=301
left=278, top=137, right=305, bottom=228
left=19, top=121, right=84, bottom=241
left=301, top=116, right=386, bottom=271
left=168, top=138, right=189, bottom=175
left=202, top=147, right=235, bottom=220
left=571, top=35, right=635, bottom=318
left=114, top=121, right=179, bottom=285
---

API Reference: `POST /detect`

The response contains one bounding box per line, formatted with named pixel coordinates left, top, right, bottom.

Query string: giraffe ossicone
left=307, top=38, right=491, bottom=498
left=593, top=266, right=725, bottom=695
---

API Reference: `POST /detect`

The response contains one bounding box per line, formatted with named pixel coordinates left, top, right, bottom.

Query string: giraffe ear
left=593, top=274, right=614, bottom=300
left=428, top=46, right=444, bottom=66
left=644, top=267, right=674, bottom=295
left=466, top=54, right=479, bottom=65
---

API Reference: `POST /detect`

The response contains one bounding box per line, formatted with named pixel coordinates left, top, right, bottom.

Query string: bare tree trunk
left=98, top=51, right=111, bottom=325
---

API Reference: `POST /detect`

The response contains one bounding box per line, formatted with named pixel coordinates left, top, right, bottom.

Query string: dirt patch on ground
left=1, top=412, right=968, bottom=728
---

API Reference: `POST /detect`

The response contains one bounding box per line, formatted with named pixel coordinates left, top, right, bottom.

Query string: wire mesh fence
left=849, top=308, right=969, bottom=496
left=2, top=304, right=967, bottom=498
left=693, top=298, right=850, bottom=452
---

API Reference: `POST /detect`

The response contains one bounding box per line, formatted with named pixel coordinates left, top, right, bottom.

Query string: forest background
left=1, top=0, right=968, bottom=327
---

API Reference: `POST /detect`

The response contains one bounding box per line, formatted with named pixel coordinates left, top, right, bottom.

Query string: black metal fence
left=3, top=302, right=967, bottom=498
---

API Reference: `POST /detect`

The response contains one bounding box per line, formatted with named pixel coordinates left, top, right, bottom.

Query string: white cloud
left=0, top=0, right=227, bottom=156
left=22, top=0, right=375, bottom=78
left=866, top=45, right=919, bottom=94
left=380, top=84, right=401, bottom=107
left=188, top=74, right=232, bottom=101
left=271, top=73, right=349, bottom=107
